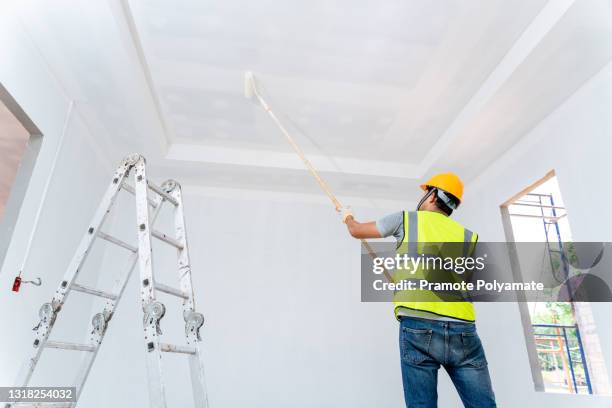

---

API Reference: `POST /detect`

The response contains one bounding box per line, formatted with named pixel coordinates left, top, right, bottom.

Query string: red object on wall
left=12, top=276, right=22, bottom=292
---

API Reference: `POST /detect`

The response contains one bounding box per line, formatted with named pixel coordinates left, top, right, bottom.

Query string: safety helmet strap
left=416, top=188, right=436, bottom=211
left=416, top=187, right=458, bottom=211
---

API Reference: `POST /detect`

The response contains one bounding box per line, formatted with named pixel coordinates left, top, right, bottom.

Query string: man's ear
left=428, top=191, right=437, bottom=204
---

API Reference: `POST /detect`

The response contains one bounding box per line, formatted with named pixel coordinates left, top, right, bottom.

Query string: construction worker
left=340, top=173, right=496, bottom=408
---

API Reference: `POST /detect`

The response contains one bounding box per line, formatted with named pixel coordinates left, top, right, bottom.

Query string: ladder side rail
left=71, top=251, right=139, bottom=403
left=169, top=181, right=209, bottom=408
left=537, top=195, right=558, bottom=279
left=71, top=193, right=166, bottom=402
left=122, top=181, right=158, bottom=209
left=10, top=160, right=132, bottom=393
left=548, top=194, right=569, bottom=279
left=188, top=344, right=209, bottom=408
left=134, top=158, right=168, bottom=408
left=10, top=402, right=74, bottom=408
left=170, top=182, right=196, bottom=310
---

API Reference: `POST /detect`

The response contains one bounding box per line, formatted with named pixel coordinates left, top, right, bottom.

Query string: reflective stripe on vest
left=393, top=210, right=479, bottom=322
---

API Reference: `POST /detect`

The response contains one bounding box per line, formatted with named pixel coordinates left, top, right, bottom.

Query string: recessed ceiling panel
left=129, top=0, right=547, bottom=163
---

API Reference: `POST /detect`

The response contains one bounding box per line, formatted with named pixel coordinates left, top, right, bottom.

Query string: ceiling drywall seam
left=181, top=184, right=410, bottom=211
left=166, top=143, right=418, bottom=178
left=417, top=0, right=576, bottom=178
left=157, top=0, right=557, bottom=184
left=378, top=0, right=499, bottom=158
left=12, top=13, right=114, bottom=170
left=106, top=0, right=174, bottom=155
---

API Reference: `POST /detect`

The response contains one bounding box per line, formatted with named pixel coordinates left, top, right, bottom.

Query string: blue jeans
left=399, top=317, right=496, bottom=408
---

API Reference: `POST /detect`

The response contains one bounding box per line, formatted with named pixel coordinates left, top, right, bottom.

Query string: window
left=500, top=170, right=610, bottom=395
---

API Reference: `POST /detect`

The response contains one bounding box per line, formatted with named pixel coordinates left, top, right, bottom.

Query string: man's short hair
left=427, top=187, right=460, bottom=215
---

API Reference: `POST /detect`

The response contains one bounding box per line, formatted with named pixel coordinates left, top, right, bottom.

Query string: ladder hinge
left=184, top=310, right=205, bottom=341
left=143, top=301, right=166, bottom=335
left=91, top=311, right=111, bottom=337
left=32, top=301, right=60, bottom=333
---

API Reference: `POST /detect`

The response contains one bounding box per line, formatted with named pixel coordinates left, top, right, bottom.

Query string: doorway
left=0, top=83, right=42, bottom=270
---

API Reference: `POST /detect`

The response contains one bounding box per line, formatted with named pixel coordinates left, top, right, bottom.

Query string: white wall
left=454, top=59, right=612, bottom=407
left=3, top=3, right=612, bottom=406
left=0, top=8, right=121, bottom=388
left=76, top=189, right=407, bottom=407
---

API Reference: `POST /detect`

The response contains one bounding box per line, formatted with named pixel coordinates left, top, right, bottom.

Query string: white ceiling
left=133, top=0, right=547, bottom=163
left=11, top=0, right=612, bottom=204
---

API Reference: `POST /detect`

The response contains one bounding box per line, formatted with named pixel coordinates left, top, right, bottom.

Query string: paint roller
left=244, top=71, right=341, bottom=210
left=244, top=71, right=393, bottom=283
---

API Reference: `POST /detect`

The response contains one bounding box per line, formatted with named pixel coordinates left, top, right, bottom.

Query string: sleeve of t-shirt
left=375, top=211, right=404, bottom=242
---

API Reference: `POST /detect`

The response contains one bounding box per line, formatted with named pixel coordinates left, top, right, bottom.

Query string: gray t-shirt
left=376, top=211, right=405, bottom=244
left=376, top=211, right=467, bottom=323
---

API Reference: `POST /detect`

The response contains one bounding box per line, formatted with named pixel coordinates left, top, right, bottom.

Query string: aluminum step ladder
left=6, top=154, right=208, bottom=408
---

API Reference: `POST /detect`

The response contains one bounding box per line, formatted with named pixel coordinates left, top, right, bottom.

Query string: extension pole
left=249, top=83, right=393, bottom=283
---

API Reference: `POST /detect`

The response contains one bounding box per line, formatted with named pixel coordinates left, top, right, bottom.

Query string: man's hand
left=338, top=206, right=354, bottom=223
left=337, top=206, right=381, bottom=239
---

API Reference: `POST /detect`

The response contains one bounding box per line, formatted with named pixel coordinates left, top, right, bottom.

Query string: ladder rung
left=151, top=229, right=184, bottom=249
left=97, top=231, right=137, bottom=253
left=121, top=182, right=158, bottom=208
left=159, top=343, right=196, bottom=355
left=147, top=182, right=179, bottom=206
left=156, top=282, right=189, bottom=299
left=71, top=283, right=118, bottom=300
left=510, top=202, right=565, bottom=210
left=508, top=213, right=564, bottom=222
left=10, top=402, right=74, bottom=407
left=45, top=340, right=96, bottom=352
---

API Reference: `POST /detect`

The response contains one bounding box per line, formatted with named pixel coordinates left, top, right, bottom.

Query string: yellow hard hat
left=420, top=172, right=464, bottom=202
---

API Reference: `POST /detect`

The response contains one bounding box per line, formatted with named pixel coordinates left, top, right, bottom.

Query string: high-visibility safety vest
left=393, top=210, right=479, bottom=322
